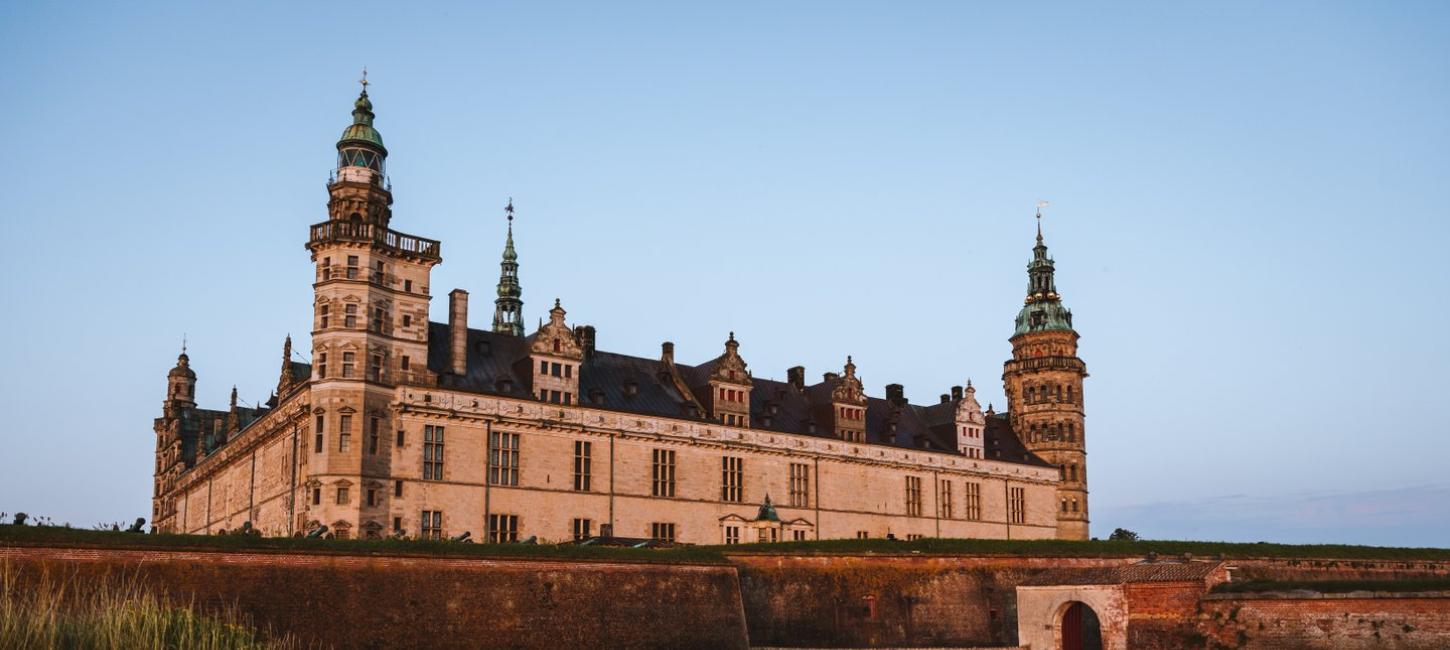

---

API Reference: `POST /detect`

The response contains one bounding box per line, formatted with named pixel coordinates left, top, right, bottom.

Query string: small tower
left=705, top=332, right=753, bottom=427
left=492, top=199, right=525, bottom=336
left=164, top=343, right=197, bottom=415
left=955, top=380, right=986, bottom=459
left=828, top=356, right=868, bottom=442
left=526, top=299, right=583, bottom=404
left=1002, top=207, right=1090, bottom=540
left=154, top=342, right=195, bottom=532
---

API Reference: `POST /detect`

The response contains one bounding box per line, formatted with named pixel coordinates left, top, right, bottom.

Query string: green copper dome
left=337, top=90, right=387, bottom=154
left=1012, top=227, right=1076, bottom=337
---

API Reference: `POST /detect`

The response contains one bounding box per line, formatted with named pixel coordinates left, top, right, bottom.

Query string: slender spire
left=1014, top=203, right=1075, bottom=336
left=493, top=199, right=525, bottom=336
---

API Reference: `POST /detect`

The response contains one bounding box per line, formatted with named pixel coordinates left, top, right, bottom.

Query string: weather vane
left=506, top=197, right=514, bottom=223
left=359, top=67, right=369, bottom=92
left=1035, top=200, right=1050, bottom=237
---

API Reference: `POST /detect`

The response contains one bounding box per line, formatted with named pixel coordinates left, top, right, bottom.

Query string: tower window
left=318, top=353, right=327, bottom=378
left=338, top=414, right=352, bottom=452
left=402, top=315, right=412, bottom=328
left=404, top=279, right=413, bottom=293
left=346, top=256, right=359, bottom=280
left=401, top=355, right=410, bottom=371
left=342, top=352, right=355, bottom=378
left=344, top=304, right=357, bottom=328
left=371, top=308, right=384, bottom=333
left=370, top=354, right=382, bottom=381
left=319, top=305, right=329, bottom=329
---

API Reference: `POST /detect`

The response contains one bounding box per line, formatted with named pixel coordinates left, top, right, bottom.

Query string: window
left=371, top=307, right=384, bottom=333
left=1008, top=487, right=1026, bottom=524
left=311, top=488, right=321, bottom=505
left=1061, top=498, right=1069, bottom=513
left=905, top=476, right=923, bottom=516
left=789, top=463, right=810, bottom=507
left=572, top=518, right=592, bottom=541
left=404, top=279, right=413, bottom=293
left=489, top=431, right=520, bottom=486
left=421, top=510, right=442, bottom=540
left=338, top=414, right=352, bottom=452
left=344, top=304, right=357, bottom=328
left=369, top=354, right=382, bottom=381
left=650, top=522, right=676, bottom=544
left=550, top=362, right=561, bottom=377
left=573, top=441, right=592, bottom=491
left=366, top=488, right=377, bottom=507
left=652, top=449, right=676, bottom=497
left=724, top=525, right=740, bottom=545
left=314, top=414, right=324, bottom=453
left=488, top=514, right=518, bottom=543
left=422, top=425, right=444, bottom=480
left=401, top=355, right=410, bottom=371
left=791, top=530, right=807, bottom=541
left=319, top=305, right=329, bottom=329
left=1071, top=498, right=1079, bottom=513
left=564, top=365, right=572, bottom=378
left=392, top=516, right=402, bottom=533
left=394, top=480, right=403, bottom=497
left=939, top=480, right=954, bottom=519
left=341, top=352, right=355, bottom=378
left=965, top=482, right=982, bottom=521
left=396, top=429, right=405, bottom=446
left=369, top=417, right=380, bottom=454
left=346, top=256, right=359, bottom=280
left=721, top=456, right=743, bottom=502
left=1069, top=464, right=1079, bottom=482
left=336, top=486, right=349, bottom=504
left=372, top=260, right=384, bottom=283
left=539, top=360, right=547, bottom=374
left=317, top=353, right=327, bottom=378
left=856, top=531, right=869, bottom=539
left=906, top=534, right=924, bottom=541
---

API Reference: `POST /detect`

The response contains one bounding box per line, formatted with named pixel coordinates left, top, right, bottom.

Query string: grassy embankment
left=3, top=523, right=1448, bottom=563
left=0, top=562, right=301, bottom=650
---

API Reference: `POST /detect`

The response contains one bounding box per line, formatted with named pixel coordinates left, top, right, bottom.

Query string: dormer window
left=553, top=339, right=561, bottom=353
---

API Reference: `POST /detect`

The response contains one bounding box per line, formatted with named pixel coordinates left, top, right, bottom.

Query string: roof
left=426, top=323, right=1047, bottom=466
left=1022, top=561, right=1224, bottom=586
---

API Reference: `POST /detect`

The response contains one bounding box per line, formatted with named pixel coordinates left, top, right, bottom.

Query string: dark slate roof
left=288, top=361, right=312, bottom=383
left=427, top=323, right=1047, bottom=466
left=1022, top=561, right=1224, bottom=586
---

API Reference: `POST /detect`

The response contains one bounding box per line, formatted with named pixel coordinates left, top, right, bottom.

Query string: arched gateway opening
left=1059, top=601, right=1102, bottom=650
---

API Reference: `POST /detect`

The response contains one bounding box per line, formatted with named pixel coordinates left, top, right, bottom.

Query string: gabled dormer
left=955, top=380, right=986, bottom=458
left=705, top=332, right=752, bottom=427
left=829, top=356, right=867, bottom=442
left=526, top=299, right=583, bottom=405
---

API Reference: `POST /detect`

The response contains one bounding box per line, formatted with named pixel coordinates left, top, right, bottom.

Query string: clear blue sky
left=2, top=2, right=1446, bottom=545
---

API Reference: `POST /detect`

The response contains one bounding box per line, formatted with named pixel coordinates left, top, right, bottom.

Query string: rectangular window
left=396, top=429, right=405, bottom=446
left=856, top=531, right=869, bottom=539
left=422, top=425, right=444, bottom=480
left=721, top=456, right=744, bottom=503
left=939, top=480, right=954, bottom=519
left=572, top=518, right=592, bottom=541
left=338, top=414, right=352, bottom=452
left=336, top=486, right=349, bottom=505
left=905, top=475, right=923, bottom=517
left=650, top=522, right=676, bottom=544
left=404, top=279, right=413, bottom=293
left=314, top=415, right=324, bottom=453
left=965, top=482, right=982, bottom=521
left=392, top=516, right=402, bottom=533
left=342, top=351, right=355, bottom=378
left=489, top=431, right=520, bottom=486
left=368, top=417, right=380, bottom=454
left=789, top=463, right=810, bottom=508
left=792, top=530, right=807, bottom=541
left=344, top=304, right=357, bottom=328
left=564, top=364, right=572, bottom=378
left=366, top=488, right=377, bottom=507
left=539, top=360, right=548, bottom=374
left=724, top=525, right=740, bottom=545
left=369, top=354, right=382, bottom=381
left=319, top=305, right=329, bottom=329
left=550, top=362, right=561, bottom=377
left=346, top=255, right=359, bottom=280
left=488, top=514, right=519, bottom=543
left=652, top=449, right=676, bottom=497
left=394, top=480, right=403, bottom=498
left=1008, top=486, right=1027, bottom=524
left=317, top=353, right=327, bottom=378
left=572, top=440, right=592, bottom=492
left=401, top=355, right=411, bottom=371
left=371, top=307, right=384, bottom=333
left=421, top=510, right=442, bottom=540
left=906, top=534, right=924, bottom=541
left=312, top=488, right=321, bottom=505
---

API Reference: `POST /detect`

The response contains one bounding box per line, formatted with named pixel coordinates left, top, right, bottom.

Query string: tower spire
left=493, top=198, right=525, bottom=336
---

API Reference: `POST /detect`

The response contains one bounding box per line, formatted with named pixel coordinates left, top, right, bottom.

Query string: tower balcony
left=328, top=166, right=392, bottom=192
left=308, top=219, right=441, bottom=262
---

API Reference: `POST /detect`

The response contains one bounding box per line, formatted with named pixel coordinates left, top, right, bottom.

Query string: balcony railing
left=309, top=220, right=441, bottom=261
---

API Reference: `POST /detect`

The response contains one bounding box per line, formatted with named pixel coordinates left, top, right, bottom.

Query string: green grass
left=1212, top=578, right=1450, bottom=595
left=0, top=562, right=302, bottom=650
left=4, top=524, right=1447, bottom=563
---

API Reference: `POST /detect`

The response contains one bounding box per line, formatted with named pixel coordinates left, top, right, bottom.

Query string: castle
left=151, top=83, right=1090, bottom=544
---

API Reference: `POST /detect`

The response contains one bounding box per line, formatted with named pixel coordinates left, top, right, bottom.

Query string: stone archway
left=1057, top=601, right=1102, bottom=650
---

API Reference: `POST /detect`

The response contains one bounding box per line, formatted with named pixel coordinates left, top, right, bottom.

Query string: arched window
left=1071, top=498, right=1079, bottom=513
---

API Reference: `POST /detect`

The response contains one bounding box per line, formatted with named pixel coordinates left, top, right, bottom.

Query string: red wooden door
left=1061, top=602, right=1084, bottom=650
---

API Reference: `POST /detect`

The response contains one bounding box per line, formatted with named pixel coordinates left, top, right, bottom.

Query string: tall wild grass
left=0, top=562, right=303, bottom=650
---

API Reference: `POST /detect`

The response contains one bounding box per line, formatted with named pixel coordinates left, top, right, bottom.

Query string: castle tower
left=492, top=199, right=525, bottom=336
left=154, top=343, right=196, bottom=531
left=303, top=75, right=442, bottom=538
left=1002, top=208, right=1090, bottom=540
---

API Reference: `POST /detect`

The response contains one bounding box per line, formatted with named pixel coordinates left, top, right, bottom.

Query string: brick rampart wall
left=0, top=545, right=749, bottom=650
left=1198, top=593, right=1450, bottom=650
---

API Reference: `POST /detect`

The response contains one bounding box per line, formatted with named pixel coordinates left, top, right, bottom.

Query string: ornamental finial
left=506, top=197, right=514, bottom=223
left=1035, top=200, right=1050, bottom=241
left=359, top=67, right=369, bottom=93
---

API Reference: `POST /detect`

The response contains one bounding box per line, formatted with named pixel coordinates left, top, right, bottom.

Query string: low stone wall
left=0, top=545, right=749, bottom=650
left=1198, top=592, right=1450, bottom=650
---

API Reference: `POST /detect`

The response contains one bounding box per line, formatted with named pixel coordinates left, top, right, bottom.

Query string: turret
left=164, top=342, right=197, bottom=415
left=492, top=199, right=525, bottom=336
left=1002, top=205, right=1090, bottom=540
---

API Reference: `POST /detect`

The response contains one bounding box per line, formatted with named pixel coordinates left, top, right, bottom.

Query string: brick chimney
left=449, top=289, right=468, bottom=375
left=951, top=385, right=963, bottom=402
left=787, top=366, right=805, bottom=390
left=575, top=325, right=597, bottom=359
left=885, top=383, right=905, bottom=406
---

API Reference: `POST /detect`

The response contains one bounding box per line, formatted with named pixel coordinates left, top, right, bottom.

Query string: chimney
left=661, top=341, right=674, bottom=364
left=824, top=372, right=840, bottom=383
left=575, top=325, right=597, bottom=359
left=940, top=394, right=950, bottom=404
left=885, top=383, right=905, bottom=406
left=448, top=289, right=468, bottom=375
left=951, top=385, right=963, bottom=402
left=787, top=366, right=805, bottom=390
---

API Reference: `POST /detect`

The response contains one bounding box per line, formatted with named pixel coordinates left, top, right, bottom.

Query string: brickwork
left=1199, top=593, right=1450, bottom=650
